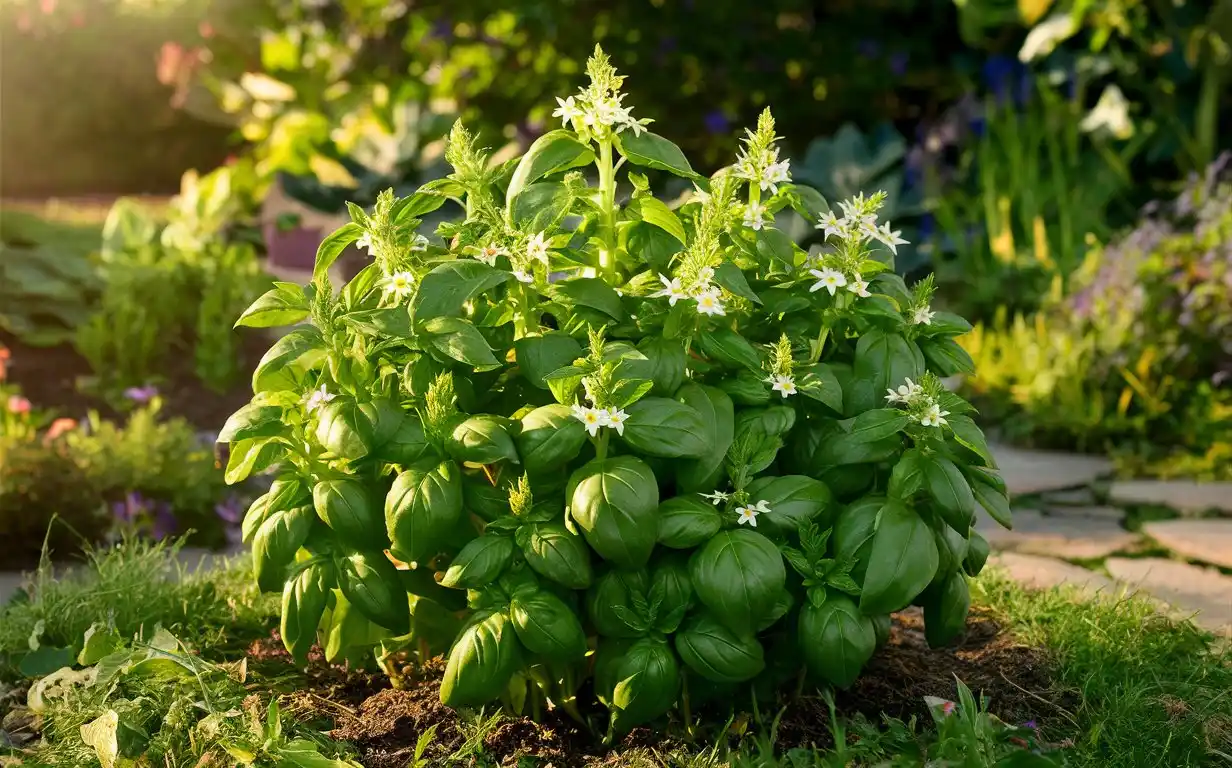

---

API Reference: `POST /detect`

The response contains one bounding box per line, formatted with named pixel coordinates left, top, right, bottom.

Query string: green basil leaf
left=656, top=496, right=724, bottom=549
left=545, top=364, right=587, bottom=406
left=569, top=456, right=660, bottom=569
left=799, top=595, right=875, bottom=688
left=281, top=561, right=333, bottom=664
left=336, top=550, right=410, bottom=634
left=674, top=611, right=765, bottom=684
left=717, top=370, right=772, bottom=406
left=520, top=521, right=593, bottom=589
left=888, top=448, right=926, bottom=499
left=755, top=227, right=797, bottom=267
left=733, top=406, right=796, bottom=474
left=510, top=590, right=588, bottom=659
left=850, top=408, right=911, bottom=443
left=441, top=610, right=521, bottom=708
left=588, top=569, right=650, bottom=638
left=314, top=222, right=361, bottom=281
left=849, top=330, right=924, bottom=414
left=514, top=405, right=586, bottom=475
left=632, top=337, right=687, bottom=397
left=340, top=307, right=414, bottom=338
left=921, top=571, right=971, bottom=649
left=511, top=181, right=574, bottom=233
left=964, top=467, right=1013, bottom=530
left=413, top=260, right=511, bottom=320
left=550, top=277, right=624, bottom=320
left=376, top=414, right=435, bottom=466
left=218, top=403, right=284, bottom=443
left=609, top=637, right=681, bottom=733
left=385, top=460, right=464, bottom=564
left=649, top=554, right=694, bottom=633
left=445, top=415, right=519, bottom=465
left=515, top=332, right=584, bottom=390
left=690, top=529, right=786, bottom=635
left=506, top=130, right=594, bottom=206
left=314, top=399, right=376, bottom=461
left=628, top=196, right=686, bottom=245
left=800, top=363, right=844, bottom=413
left=859, top=500, right=938, bottom=615
left=621, top=396, right=709, bottom=458
left=920, top=337, right=976, bottom=376
left=422, top=316, right=501, bottom=369
left=235, top=283, right=309, bottom=328
left=313, top=478, right=386, bottom=551
left=922, top=455, right=976, bottom=533
left=252, top=505, right=314, bottom=592
left=441, top=535, right=514, bottom=589
left=832, top=495, right=883, bottom=587
left=252, top=327, right=326, bottom=393
left=918, top=311, right=973, bottom=337
left=615, top=130, right=701, bottom=180
left=947, top=414, right=997, bottom=468
left=745, top=475, right=834, bottom=537
left=964, top=530, right=991, bottom=577
left=713, top=262, right=761, bottom=304
left=698, top=327, right=762, bottom=372
left=627, top=222, right=683, bottom=274
left=225, top=438, right=287, bottom=484
left=675, top=384, right=736, bottom=492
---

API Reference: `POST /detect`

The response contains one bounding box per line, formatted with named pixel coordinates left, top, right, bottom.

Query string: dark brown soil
left=249, top=609, right=1072, bottom=768
left=1, top=328, right=267, bottom=433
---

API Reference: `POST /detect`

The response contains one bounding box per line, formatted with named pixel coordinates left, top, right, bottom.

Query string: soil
left=0, top=328, right=268, bottom=433
left=248, top=608, right=1074, bottom=768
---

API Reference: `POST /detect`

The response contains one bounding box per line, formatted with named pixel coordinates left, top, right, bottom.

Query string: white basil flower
left=526, top=232, right=550, bottom=264
left=410, top=234, right=429, bottom=252
left=848, top=278, right=872, bottom=298
left=919, top=403, right=950, bottom=428
left=513, top=268, right=535, bottom=284
left=875, top=222, right=909, bottom=255
left=768, top=374, right=797, bottom=398
left=753, top=499, right=772, bottom=514
left=651, top=274, right=689, bottom=306
left=759, top=159, right=791, bottom=193
left=356, top=231, right=377, bottom=257
left=735, top=505, right=759, bottom=527
left=701, top=490, right=730, bottom=505
left=743, top=202, right=769, bottom=231
left=476, top=243, right=508, bottom=266
left=815, top=211, right=845, bottom=239
left=606, top=407, right=628, bottom=436
left=694, top=287, right=726, bottom=317
left=383, top=271, right=416, bottom=301
left=885, top=377, right=922, bottom=404
left=696, top=265, right=716, bottom=286
left=304, top=384, right=335, bottom=412
left=808, top=267, right=848, bottom=296
left=572, top=405, right=611, bottom=436
left=553, top=96, right=583, bottom=126
left=912, top=306, right=936, bottom=325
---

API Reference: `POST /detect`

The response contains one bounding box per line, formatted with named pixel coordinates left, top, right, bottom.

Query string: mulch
left=0, top=328, right=268, bottom=434
left=247, top=608, right=1073, bottom=768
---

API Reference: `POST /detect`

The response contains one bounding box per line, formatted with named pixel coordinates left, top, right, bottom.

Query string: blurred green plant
left=925, top=81, right=1143, bottom=319
left=0, top=210, right=101, bottom=346
left=961, top=155, right=1232, bottom=479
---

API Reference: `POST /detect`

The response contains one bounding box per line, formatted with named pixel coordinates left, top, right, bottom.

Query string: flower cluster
left=907, top=273, right=937, bottom=326
left=763, top=334, right=798, bottom=398
left=732, top=109, right=792, bottom=198
left=570, top=402, right=628, bottom=437
left=885, top=376, right=950, bottom=428
left=814, top=192, right=909, bottom=256
left=651, top=265, right=725, bottom=316
left=552, top=45, right=651, bottom=141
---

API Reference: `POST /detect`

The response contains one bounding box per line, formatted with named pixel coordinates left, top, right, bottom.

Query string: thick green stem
left=595, top=429, right=610, bottom=461
left=597, top=138, right=618, bottom=281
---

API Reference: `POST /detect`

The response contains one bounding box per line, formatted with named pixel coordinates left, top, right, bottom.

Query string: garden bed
left=247, top=608, right=1062, bottom=768
left=0, top=328, right=265, bottom=432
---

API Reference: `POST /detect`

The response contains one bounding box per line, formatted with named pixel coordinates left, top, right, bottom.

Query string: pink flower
left=15, top=12, right=32, bottom=32
left=70, top=11, right=84, bottom=27
left=198, top=21, right=214, bottom=39
left=45, top=418, right=77, bottom=441
left=7, top=396, right=31, bottom=414
left=39, top=0, right=56, bottom=15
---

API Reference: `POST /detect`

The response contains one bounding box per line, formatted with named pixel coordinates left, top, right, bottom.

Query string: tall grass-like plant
left=223, top=46, right=1007, bottom=735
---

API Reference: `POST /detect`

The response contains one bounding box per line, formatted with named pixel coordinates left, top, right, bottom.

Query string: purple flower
left=151, top=503, right=177, bottom=540
left=703, top=109, right=730, bottom=135
left=214, top=494, right=244, bottom=525
left=124, top=385, right=159, bottom=404
left=889, top=51, right=909, bottom=77
left=112, top=492, right=150, bottom=523
left=1023, top=720, right=1038, bottom=730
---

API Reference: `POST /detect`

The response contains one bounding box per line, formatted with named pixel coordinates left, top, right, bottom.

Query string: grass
left=0, top=536, right=277, bottom=680
left=971, top=570, right=1232, bottom=767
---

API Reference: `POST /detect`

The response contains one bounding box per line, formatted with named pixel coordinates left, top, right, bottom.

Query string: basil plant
left=222, top=46, right=1009, bottom=736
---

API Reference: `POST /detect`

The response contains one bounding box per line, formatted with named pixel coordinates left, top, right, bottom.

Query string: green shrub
left=961, top=155, right=1232, bottom=478
left=223, top=47, right=1005, bottom=734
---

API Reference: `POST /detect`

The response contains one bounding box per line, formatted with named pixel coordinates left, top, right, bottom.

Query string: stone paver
left=978, top=509, right=1138, bottom=559
left=1142, top=520, right=1232, bottom=569
left=1043, top=505, right=1125, bottom=522
left=1041, top=488, right=1099, bottom=506
left=1105, top=557, right=1232, bottom=634
left=990, top=444, right=1114, bottom=496
left=1109, top=480, right=1232, bottom=514
left=988, top=552, right=1115, bottom=593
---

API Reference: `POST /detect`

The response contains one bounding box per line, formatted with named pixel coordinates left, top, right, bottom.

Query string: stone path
left=984, top=444, right=1232, bottom=636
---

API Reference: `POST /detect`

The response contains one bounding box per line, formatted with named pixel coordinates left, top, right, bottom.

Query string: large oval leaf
left=440, top=610, right=522, bottom=708
left=798, top=595, right=875, bottom=688
left=569, top=456, right=660, bottom=569
left=312, top=479, right=386, bottom=551
left=337, top=551, right=410, bottom=634
left=674, top=612, right=765, bottom=683
left=385, top=460, right=464, bottom=564
left=587, top=569, right=649, bottom=638
left=675, top=384, right=735, bottom=492
left=505, top=130, right=594, bottom=205
left=252, top=505, right=315, bottom=592
left=281, top=561, right=333, bottom=664
left=621, top=397, right=708, bottom=458
left=520, top=522, right=593, bottom=589
left=516, top=404, right=588, bottom=475
left=441, top=535, right=514, bottom=589
left=609, top=637, right=681, bottom=732
left=445, top=415, right=519, bottom=466
left=859, top=501, right=938, bottom=615
left=656, top=496, right=723, bottom=549
left=745, top=475, right=834, bottom=536
left=510, top=590, right=587, bottom=660
left=690, top=529, right=785, bottom=634
left=922, top=455, right=976, bottom=533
